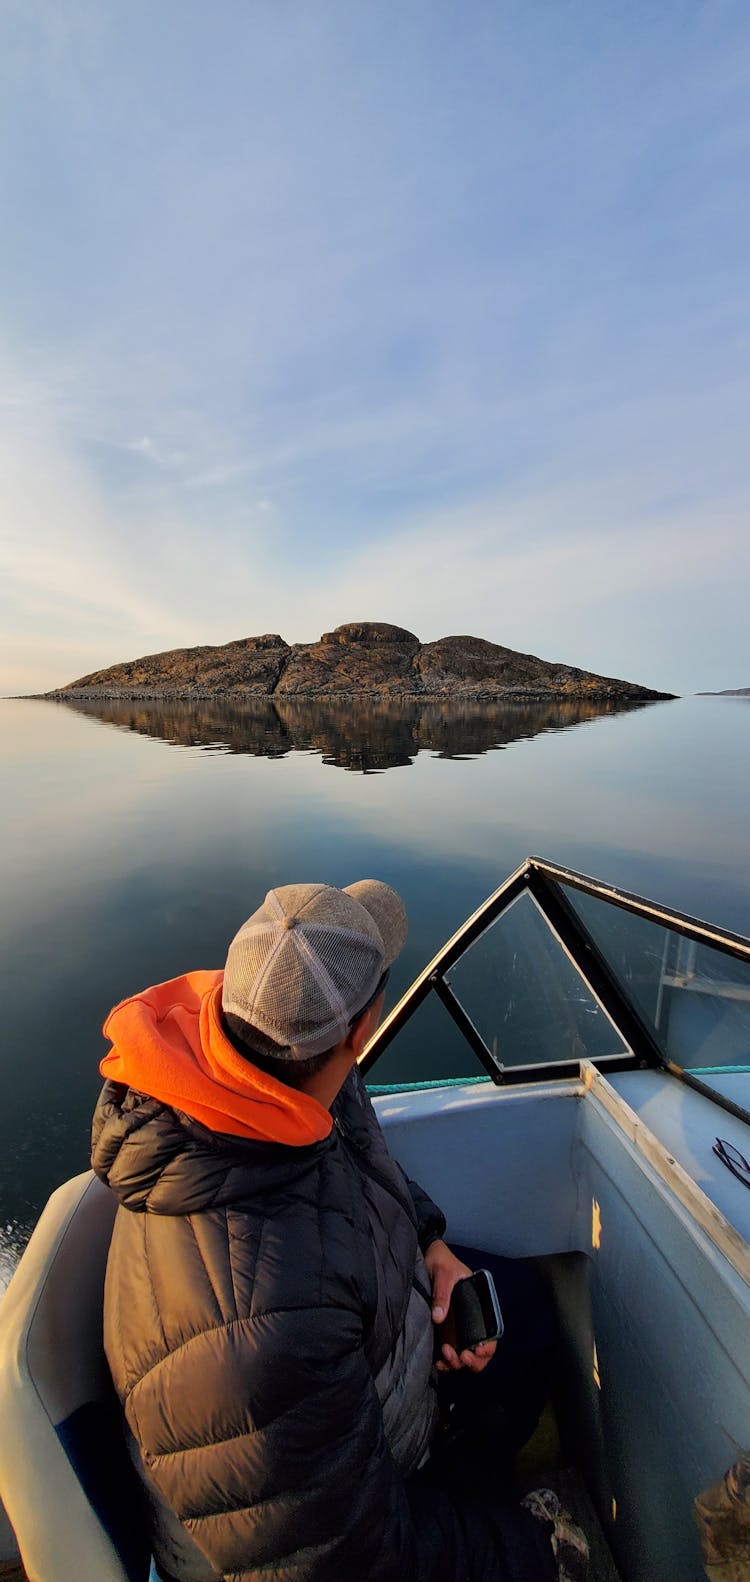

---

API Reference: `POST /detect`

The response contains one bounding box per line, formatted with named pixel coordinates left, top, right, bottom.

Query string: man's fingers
left=431, top=1275, right=454, bottom=1324
left=425, top=1241, right=473, bottom=1323
left=436, top=1340, right=497, bottom=1375
left=459, top=1349, right=486, bottom=1372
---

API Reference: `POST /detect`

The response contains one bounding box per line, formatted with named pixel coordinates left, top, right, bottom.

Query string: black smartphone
left=437, top=1269, right=504, bottom=1355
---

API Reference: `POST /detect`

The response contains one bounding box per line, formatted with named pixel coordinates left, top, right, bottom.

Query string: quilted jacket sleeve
left=129, top=1298, right=544, bottom=1582
left=348, top=1066, right=446, bottom=1252
left=404, top=1171, right=447, bottom=1251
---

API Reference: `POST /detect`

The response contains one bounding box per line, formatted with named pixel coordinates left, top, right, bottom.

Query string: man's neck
left=298, top=1048, right=358, bottom=1110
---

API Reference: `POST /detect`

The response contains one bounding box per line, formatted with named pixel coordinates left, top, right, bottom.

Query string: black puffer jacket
left=92, top=1068, right=552, bottom=1582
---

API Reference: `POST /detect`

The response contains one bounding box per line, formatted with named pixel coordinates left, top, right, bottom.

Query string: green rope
left=688, top=1064, right=750, bottom=1076
left=366, top=1074, right=492, bottom=1095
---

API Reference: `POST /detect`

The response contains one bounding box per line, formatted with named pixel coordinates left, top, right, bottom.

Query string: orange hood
left=100, top=970, right=332, bottom=1146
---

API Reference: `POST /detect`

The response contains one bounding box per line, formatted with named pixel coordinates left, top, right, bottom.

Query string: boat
left=1, top=856, right=749, bottom=1582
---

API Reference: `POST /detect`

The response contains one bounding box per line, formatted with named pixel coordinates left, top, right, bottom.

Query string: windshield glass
left=444, top=891, right=630, bottom=1074
left=561, top=885, right=750, bottom=1078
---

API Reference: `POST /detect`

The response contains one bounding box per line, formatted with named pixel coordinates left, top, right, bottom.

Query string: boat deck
left=610, top=1068, right=750, bottom=1246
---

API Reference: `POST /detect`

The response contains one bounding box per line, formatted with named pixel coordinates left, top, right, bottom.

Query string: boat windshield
left=362, top=860, right=750, bottom=1113
left=559, top=883, right=750, bottom=1081
left=443, top=891, right=629, bottom=1074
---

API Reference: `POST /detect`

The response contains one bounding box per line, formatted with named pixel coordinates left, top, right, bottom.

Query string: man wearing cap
left=92, top=881, right=571, bottom=1582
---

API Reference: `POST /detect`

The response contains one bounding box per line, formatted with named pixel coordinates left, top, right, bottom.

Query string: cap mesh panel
left=223, top=921, right=382, bottom=1048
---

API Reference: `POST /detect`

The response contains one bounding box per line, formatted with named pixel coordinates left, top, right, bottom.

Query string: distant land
left=697, top=687, right=750, bottom=696
left=42, top=622, right=675, bottom=703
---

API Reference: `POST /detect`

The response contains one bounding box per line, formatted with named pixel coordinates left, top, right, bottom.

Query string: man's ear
left=347, top=999, right=382, bottom=1059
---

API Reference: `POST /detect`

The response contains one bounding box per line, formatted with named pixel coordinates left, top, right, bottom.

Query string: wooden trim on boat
left=580, top=1060, right=750, bottom=1288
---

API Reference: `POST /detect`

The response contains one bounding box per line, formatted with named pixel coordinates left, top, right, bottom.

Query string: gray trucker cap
left=222, top=880, right=407, bottom=1059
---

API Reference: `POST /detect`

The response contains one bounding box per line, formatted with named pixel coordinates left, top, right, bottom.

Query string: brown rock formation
left=62, top=634, right=291, bottom=696
left=45, top=622, right=674, bottom=701
left=276, top=623, right=420, bottom=696
left=414, top=635, right=644, bottom=699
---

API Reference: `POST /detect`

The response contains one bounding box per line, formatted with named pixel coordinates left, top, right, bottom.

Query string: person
left=92, top=879, right=586, bottom=1582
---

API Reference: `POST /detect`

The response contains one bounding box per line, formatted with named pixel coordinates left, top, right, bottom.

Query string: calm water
left=2, top=691, right=749, bottom=1285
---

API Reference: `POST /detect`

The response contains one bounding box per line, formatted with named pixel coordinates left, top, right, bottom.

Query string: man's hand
left=423, top=1239, right=498, bottom=1375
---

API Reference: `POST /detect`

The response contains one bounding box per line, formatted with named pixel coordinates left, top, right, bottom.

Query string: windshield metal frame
left=360, top=857, right=750, bottom=1126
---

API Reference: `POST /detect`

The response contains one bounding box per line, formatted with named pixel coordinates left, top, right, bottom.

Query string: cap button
left=282, top=917, right=297, bottom=930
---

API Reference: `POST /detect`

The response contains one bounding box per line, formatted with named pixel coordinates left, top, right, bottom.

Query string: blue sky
left=1, top=0, right=749, bottom=695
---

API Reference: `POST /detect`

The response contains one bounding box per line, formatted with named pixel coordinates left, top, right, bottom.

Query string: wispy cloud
left=217, top=474, right=742, bottom=692
left=122, top=435, right=187, bottom=468
left=1, top=2, right=749, bottom=693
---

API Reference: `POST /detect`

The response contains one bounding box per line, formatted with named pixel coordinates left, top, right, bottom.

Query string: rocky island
left=45, top=622, right=674, bottom=702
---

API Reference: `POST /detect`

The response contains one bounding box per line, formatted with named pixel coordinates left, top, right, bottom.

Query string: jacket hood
left=91, top=1080, right=332, bottom=1213
left=100, top=970, right=332, bottom=1147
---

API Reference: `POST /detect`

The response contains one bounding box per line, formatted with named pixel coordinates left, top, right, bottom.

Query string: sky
left=1, top=0, right=749, bottom=697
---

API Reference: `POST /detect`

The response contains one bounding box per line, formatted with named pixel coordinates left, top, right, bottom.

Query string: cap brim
left=343, top=880, right=408, bottom=968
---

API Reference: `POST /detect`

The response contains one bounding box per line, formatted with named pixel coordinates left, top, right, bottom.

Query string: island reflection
left=57, top=696, right=653, bottom=772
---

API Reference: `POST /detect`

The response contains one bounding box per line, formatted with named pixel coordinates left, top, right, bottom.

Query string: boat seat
left=0, top=1171, right=150, bottom=1582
